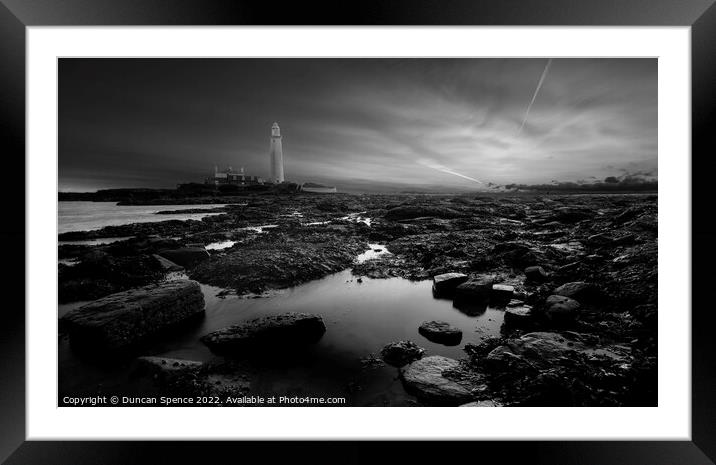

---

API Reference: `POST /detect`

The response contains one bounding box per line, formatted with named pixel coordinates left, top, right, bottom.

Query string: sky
left=59, top=58, right=657, bottom=193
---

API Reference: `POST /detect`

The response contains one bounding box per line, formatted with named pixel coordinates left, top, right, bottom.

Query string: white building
left=269, top=122, right=285, bottom=183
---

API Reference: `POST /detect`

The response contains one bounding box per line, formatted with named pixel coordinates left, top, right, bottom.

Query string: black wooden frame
left=1, top=1, right=714, bottom=463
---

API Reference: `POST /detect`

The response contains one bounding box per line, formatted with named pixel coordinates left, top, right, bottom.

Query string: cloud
left=59, top=58, right=657, bottom=191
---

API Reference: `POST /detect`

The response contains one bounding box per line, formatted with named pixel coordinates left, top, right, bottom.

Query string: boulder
left=201, top=312, right=326, bottom=355
left=553, top=281, right=601, bottom=303
left=432, top=273, right=469, bottom=297
left=491, top=284, right=514, bottom=305
left=61, top=280, right=205, bottom=352
left=486, top=332, right=586, bottom=371
left=544, top=295, right=581, bottom=325
left=454, top=276, right=494, bottom=303
left=485, top=332, right=629, bottom=373
left=400, top=356, right=473, bottom=405
left=504, top=300, right=533, bottom=328
left=380, top=340, right=425, bottom=367
left=418, top=321, right=463, bottom=346
left=524, top=266, right=549, bottom=283
left=157, top=247, right=210, bottom=268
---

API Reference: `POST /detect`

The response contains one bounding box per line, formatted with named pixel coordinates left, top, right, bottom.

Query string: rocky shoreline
left=58, top=192, right=657, bottom=406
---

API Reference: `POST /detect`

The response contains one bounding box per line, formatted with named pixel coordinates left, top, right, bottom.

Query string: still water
left=59, top=267, right=505, bottom=406
left=58, top=201, right=227, bottom=234
left=57, top=203, right=506, bottom=405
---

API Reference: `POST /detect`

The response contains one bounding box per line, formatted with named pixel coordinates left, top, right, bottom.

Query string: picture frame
left=2, top=0, right=714, bottom=463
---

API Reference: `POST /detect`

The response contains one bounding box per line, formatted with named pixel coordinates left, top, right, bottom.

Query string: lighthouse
left=269, top=122, right=285, bottom=183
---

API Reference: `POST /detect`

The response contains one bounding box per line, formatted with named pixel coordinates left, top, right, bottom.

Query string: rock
left=490, top=284, right=514, bottom=304
left=553, top=281, right=601, bottom=303
left=524, top=266, right=548, bottom=283
left=418, top=321, right=463, bottom=345
left=157, top=247, right=210, bottom=268
left=486, top=331, right=630, bottom=374
left=360, top=353, right=385, bottom=369
left=152, top=254, right=184, bottom=272
left=400, top=356, right=473, bottom=405
left=549, top=207, right=593, bottom=223
left=460, top=400, right=503, bottom=407
left=189, top=232, right=367, bottom=294
left=544, top=295, right=581, bottom=325
left=380, top=341, right=425, bottom=367
left=132, top=356, right=202, bottom=382
left=585, top=232, right=612, bottom=246
left=613, top=206, right=641, bottom=224
left=136, top=356, right=202, bottom=370
left=61, top=280, right=205, bottom=352
left=504, top=301, right=533, bottom=327
left=486, top=332, right=586, bottom=371
left=131, top=357, right=254, bottom=399
left=491, top=241, right=541, bottom=267
left=454, top=276, right=494, bottom=302
left=384, top=205, right=463, bottom=221
left=432, top=272, right=468, bottom=297
left=201, top=312, right=326, bottom=355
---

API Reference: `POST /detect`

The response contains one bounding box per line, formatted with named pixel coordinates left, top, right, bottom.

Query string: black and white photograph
left=57, top=57, right=658, bottom=408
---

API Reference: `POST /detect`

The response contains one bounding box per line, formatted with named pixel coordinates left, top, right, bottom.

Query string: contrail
left=518, top=58, right=553, bottom=134
left=418, top=159, right=483, bottom=184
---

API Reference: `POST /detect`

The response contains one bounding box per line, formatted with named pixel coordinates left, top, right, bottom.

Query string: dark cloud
left=59, top=58, right=657, bottom=192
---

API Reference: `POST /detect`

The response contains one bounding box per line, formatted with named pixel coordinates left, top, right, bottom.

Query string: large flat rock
left=432, top=272, right=468, bottom=297
left=418, top=321, right=463, bottom=346
left=201, top=312, right=326, bottom=355
left=61, top=280, right=205, bottom=352
left=400, top=356, right=473, bottom=405
left=485, top=331, right=628, bottom=372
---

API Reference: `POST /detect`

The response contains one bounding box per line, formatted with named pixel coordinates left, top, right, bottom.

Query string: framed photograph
left=2, top=0, right=714, bottom=463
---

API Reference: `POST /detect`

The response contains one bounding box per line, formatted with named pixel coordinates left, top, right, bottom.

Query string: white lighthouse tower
left=269, top=122, right=285, bottom=183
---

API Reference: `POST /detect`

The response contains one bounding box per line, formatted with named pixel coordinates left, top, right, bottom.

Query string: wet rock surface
left=61, top=280, right=205, bottom=352
left=431, top=273, right=469, bottom=297
left=543, top=295, right=582, bottom=325
left=503, top=300, right=534, bottom=328
left=201, top=313, right=327, bottom=356
left=380, top=341, right=426, bottom=367
left=418, top=321, right=463, bottom=346
left=400, top=356, right=474, bottom=405
left=59, top=192, right=658, bottom=406
left=477, top=331, right=637, bottom=406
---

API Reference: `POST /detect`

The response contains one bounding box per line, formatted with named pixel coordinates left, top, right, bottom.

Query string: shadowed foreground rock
left=553, top=281, right=601, bottom=303
left=131, top=356, right=254, bottom=402
left=504, top=300, right=533, bottom=328
left=486, top=332, right=628, bottom=372
left=400, top=356, right=473, bottom=405
left=201, top=312, right=326, bottom=356
left=61, top=280, right=205, bottom=352
left=431, top=272, right=468, bottom=297
left=380, top=341, right=425, bottom=367
left=543, top=294, right=581, bottom=325
left=418, top=321, right=463, bottom=346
